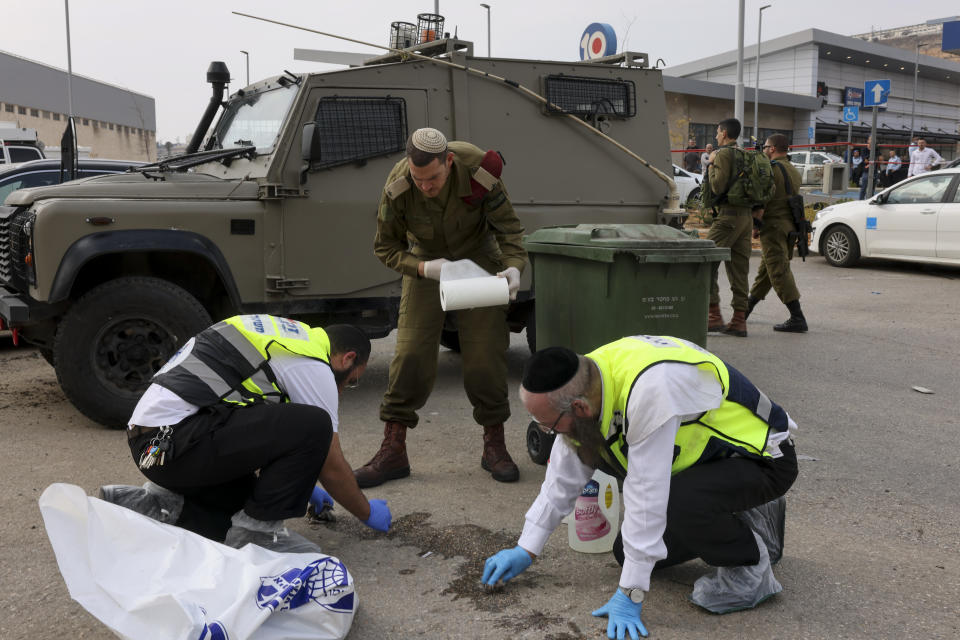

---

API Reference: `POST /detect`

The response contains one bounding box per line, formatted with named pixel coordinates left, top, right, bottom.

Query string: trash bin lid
left=524, top=224, right=730, bottom=263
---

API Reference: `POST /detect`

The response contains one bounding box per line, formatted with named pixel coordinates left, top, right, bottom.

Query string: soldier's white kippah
left=411, top=128, right=447, bottom=153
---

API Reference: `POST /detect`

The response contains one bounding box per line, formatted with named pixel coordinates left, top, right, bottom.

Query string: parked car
left=787, top=150, right=844, bottom=186
left=673, top=163, right=702, bottom=206
left=809, top=167, right=960, bottom=268
left=0, top=158, right=144, bottom=203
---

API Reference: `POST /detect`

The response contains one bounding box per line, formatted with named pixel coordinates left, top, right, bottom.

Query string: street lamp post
left=734, top=0, right=745, bottom=145
left=480, top=4, right=491, bottom=57
left=240, top=50, right=250, bottom=86
left=753, top=4, right=771, bottom=148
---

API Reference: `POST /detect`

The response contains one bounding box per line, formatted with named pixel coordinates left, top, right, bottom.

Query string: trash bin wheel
left=526, top=420, right=555, bottom=465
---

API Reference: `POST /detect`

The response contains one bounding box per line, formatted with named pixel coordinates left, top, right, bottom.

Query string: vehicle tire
left=821, top=225, right=860, bottom=268
left=526, top=420, right=555, bottom=466
left=686, top=187, right=701, bottom=209
left=439, top=328, right=461, bottom=352
left=53, top=277, right=212, bottom=428
left=38, top=347, right=54, bottom=366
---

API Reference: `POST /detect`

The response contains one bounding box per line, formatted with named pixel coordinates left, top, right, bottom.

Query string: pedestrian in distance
left=483, top=338, right=799, bottom=638
left=746, top=134, right=808, bottom=332
left=683, top=138, right=700, bottom=173
left=700, top=143, right=714, bottom=176
left=882, top=149, right=902, bottom=188
left=907, top=138, right=944, bottom=177
left=850, top=148, right=863, bottom=186
left=99, top=315, right=391, bottom=553
left=703, top=117, right=755, bottom=337
left=355, top=127, right=527, bottom=488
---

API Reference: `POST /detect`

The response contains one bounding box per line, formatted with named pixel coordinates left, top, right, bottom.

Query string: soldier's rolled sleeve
left=374, top=195, right=421, bottom=278
left=484, top=184, right=527, bottom=272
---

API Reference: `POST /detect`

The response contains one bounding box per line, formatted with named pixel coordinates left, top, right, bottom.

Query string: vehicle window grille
left=543, top=75, right=636, bottom=118
left=313, top=97, right=407, bottom=168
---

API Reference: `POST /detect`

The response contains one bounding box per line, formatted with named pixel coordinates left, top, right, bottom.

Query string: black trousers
left=128, top=402, right=333, bottom=541
left=614, top=443, right=798, bottom=569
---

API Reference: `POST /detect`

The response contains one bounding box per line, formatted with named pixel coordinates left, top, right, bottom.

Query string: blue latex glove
left=481, top=546, right=532, bottom=586
left=591, top=590, right=649, bottom=639
left=362, top=499, right=391, bottom=532
left=309, top=486, right=333, bottom=510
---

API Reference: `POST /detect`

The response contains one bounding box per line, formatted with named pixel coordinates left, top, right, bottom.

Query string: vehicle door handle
left=919, top=209, right=937, bottom=214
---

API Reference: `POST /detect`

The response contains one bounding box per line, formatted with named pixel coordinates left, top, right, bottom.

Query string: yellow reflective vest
left=153, top=314, right=331, bottom=407
left=586, top=336, right=789, bottom=477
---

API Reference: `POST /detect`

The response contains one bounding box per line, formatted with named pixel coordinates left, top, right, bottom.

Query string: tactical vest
left=586, top=335, right=789, bottom=478
left=152, top=314, right=331, bottom=407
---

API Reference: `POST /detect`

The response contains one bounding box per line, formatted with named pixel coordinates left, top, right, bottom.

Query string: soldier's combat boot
left=353, top=421, right=410, bottom=488
left=744, top=295, right=761, bottom=320
left=481, top=423, right=519, bottom=483
left=708, top=304, right=725, bottom=332
left=723, top=310, right=748, bottom=337
left=774, top=300, right=808, bottom=333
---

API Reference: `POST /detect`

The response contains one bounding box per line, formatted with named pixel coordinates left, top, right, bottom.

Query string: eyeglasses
left=533, top=410, right=566, bottom=435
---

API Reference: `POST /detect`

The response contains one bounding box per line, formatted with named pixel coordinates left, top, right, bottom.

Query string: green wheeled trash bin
left=522, top=223, right=729, bottom=464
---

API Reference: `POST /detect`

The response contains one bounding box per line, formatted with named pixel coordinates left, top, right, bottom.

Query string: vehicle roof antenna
left=283, top=70, right=302, bottom=85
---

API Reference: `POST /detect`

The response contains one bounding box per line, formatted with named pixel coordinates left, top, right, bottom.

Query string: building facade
left=665, top=27, right=960, bottom=159
left=0, top=50, right=156, bottom=161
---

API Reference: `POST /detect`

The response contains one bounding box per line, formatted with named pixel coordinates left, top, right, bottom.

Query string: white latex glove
left=497, top=266, right=521, bottom=301
left=421, top=258, right=449, bottom=281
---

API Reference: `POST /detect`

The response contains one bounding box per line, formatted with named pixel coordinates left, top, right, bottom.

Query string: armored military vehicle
left=0, top=38, right=677, bottom=427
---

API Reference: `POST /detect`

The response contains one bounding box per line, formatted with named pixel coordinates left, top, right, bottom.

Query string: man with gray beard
left=483, top=336, right=799, bottom=638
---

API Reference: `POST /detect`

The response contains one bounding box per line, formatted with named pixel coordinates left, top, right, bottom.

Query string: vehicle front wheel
left=53, top=277, right=212, bottom=428
left=822, top=225, right=860, bottom=268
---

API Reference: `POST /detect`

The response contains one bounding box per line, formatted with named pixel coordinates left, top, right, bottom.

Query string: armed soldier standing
left=746, top=134, right=808, bottom=332
left=355, top=128, right=527, bottom=487
left=703, top=118, right=753, bottom=337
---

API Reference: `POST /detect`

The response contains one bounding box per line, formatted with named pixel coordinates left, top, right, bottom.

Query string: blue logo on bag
left=257, top=558, right=354, bottom=614
left=196, top=621, right=228, bottom=640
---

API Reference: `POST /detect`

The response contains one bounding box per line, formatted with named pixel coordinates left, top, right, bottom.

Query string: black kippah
left=522, top=347, right=579, bottom=393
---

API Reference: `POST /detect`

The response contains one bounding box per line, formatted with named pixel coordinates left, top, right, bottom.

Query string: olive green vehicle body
left=0, top=45, right=673, bottom=426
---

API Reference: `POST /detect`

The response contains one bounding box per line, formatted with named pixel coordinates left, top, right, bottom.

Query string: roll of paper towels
left=439, top=276, right=509, bottom=311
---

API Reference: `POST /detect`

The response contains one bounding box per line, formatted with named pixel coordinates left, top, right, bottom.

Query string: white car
left=810, top=167, right=960, bottom=267
left=787, top=150, right=844, bottom=186
left=672, top=164, right=702, bottom=206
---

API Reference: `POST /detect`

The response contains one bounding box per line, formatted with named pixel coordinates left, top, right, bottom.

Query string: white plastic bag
left=39, top=483, right=356, bottom=640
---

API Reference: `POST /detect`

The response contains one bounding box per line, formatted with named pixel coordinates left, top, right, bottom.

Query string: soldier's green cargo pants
left=749, top=216, right=800, bottom=305
left=379, top=273, right=510, bottom=428
left=708, top=209, right=753, bottom=312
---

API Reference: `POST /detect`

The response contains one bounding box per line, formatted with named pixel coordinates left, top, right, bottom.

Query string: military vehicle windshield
left=212, top=83, right=297, bottom=152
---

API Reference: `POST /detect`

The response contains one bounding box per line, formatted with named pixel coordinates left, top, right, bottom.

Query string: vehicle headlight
left=814, top=207, right=834, bottom=222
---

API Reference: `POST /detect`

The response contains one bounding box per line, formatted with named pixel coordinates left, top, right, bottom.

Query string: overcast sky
left=4, top=0, right=959, bottom=143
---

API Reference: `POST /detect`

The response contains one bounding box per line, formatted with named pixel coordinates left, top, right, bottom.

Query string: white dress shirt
left=516, top=361, right=796, bottom=591
left=908, top=147, right=944, bottom=177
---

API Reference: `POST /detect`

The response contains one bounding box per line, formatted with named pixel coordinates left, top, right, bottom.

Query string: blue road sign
left=863, top=80, right=890, bottom=107
left=843, top=106, right=859, bottom=122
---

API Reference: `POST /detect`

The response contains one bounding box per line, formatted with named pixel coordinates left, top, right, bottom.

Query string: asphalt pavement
left=1, top=254, right=958, bottom=639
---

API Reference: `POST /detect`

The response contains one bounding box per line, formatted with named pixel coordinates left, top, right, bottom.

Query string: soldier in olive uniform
left=746, top=134, right=808, bottom=332
left=705, top=118, right=753, bottom=337
left=355, top=128, right=527, bottom=487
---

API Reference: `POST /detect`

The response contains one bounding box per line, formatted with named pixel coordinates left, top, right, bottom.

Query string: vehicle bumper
left=0, top=285, right=56, bottom=326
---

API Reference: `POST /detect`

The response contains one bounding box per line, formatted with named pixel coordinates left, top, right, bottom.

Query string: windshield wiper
left=138, top=146, right=257, bottom=177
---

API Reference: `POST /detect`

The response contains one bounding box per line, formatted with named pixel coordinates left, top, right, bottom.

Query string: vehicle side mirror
left=869, top=193, right=885, bottom=205
left=301, top=122, right=321, bottom=163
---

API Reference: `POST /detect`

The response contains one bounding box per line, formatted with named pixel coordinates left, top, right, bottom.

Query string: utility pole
left=909, top=42, right=919, bottom=142
left=734, top=0, right=745, bottom=145
left=64, top=0, right=74, bottom=117
left=753, top=4, right=771, bottom=147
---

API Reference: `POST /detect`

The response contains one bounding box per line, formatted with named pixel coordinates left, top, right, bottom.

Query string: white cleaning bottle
left=565, top=469, right=620, bottom=553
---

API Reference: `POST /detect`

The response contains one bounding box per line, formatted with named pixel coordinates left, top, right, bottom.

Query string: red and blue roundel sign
left=580, top=23, right=617, bottom=60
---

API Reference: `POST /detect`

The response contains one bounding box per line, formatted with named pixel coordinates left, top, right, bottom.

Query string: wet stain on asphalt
left=308, top=510, right=579, bottom=632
